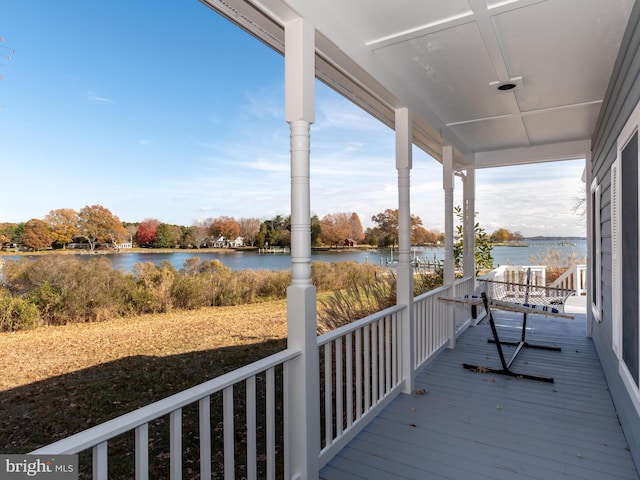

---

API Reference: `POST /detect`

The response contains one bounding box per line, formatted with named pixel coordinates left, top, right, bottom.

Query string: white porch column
left=585, top=151, right=593, bottom=338
left=285, top=18, right=320, bottom=480
left=463, top=165, right=476, bottom=278
left=443, top=146, right=456, bottom=348
left=395, top=107, right=415, bottom=394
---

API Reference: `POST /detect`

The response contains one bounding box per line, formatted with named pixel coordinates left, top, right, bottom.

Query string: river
left=1, top=239, right=587, bottom=272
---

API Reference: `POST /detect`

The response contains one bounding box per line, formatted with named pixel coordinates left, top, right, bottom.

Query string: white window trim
left=612, top=99, right=640, bottom=417
left=590, top=177, right=602, bottom=322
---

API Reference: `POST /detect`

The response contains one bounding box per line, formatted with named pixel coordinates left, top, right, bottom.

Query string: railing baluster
left=364, top=324, right=371, bottom=410
left=378, top=319, right=384, bottom=399
left=385, top=315, right=391, bottom=392
left=324, top=342, right=333, bottom=446
left=246, top=376, right=257, bottom=480
left=392, top=312, right=398, bottom=386
left=355, top=329, right=362, bottom=420
left=93, top=441, right=108, bottom=480
left=371, top=322, right=378, bottom=403
left=266, top=368, right=275, bottom=480
left=335, top=338, right=343, bottom=437
left=346, top=332, right=353, bottom=428
left=223, top=387, right=234, bottom=480
left=170, top=409, right=182, bottom=480
left=135, top=423, right=149, bottom=480
left=199, top=397, right=211, bottom=480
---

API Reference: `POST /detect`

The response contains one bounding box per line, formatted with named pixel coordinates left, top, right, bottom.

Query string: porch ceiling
left=201, top=0, right=634, bottom=168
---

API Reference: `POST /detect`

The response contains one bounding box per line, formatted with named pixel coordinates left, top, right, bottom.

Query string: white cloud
left=86, top=91, right=113, bottom=104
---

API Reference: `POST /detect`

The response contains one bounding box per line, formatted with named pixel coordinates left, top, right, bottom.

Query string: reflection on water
left=1, top=240, right=587, bottom=272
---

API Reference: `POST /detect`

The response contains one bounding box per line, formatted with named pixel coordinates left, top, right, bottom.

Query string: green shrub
left=0, top=288, right=40, bottom=331
left=132, top=261, right=178, bottom=313
left=4, top=256, right=143, bottom=324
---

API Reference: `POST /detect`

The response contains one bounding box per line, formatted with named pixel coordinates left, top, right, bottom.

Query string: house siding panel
left=591, top=0, right=640, bottom=469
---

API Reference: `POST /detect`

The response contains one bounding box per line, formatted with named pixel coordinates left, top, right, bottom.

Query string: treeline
left=0, top=255, right=391, bottom=331
left=0, top=206, right=444, bottom=252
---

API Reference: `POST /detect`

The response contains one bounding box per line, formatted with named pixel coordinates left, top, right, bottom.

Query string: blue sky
left=1, top=1, right=586, bottom=237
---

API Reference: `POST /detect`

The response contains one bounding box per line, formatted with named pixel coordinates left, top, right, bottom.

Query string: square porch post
left=395, top=107, right=415, bottom=394
left=443, top=145, right=456, bottom=348
left=463, top=165, right=476, bottom=279
left=285, top=17, right=320, bottom=480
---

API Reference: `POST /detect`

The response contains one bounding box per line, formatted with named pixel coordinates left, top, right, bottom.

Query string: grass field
left=0, top=301, right=288, bottom=459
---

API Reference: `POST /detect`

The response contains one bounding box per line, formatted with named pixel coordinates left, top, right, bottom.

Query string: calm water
left=2, top=240, right=587, bottom=272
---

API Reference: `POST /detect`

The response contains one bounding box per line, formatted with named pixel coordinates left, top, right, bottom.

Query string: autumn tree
left=136, top=218, right=161, bottom=246
left=371, top=209, right=398, bottom=247
left=349, top=212, right=365, bottom=243
left=207, top=216, right=241, bottom=243
left=189, top=221, right=208, bottom=249
left=370, top=208, right=427, bottom=247
left=45, top=208, right=78, bottom=248
left=490, top=228, right=513, bottom=243
left=77, top=205, right=127, bottom=251
left=122, top=222, right=138, bottom=243
left=21, top=218, right=52, bottom=250
left=238, top=217, right=261, bottom=246
left=0, top=223, right=20, bottom=246
left=319, top=213, right=352, bottom=247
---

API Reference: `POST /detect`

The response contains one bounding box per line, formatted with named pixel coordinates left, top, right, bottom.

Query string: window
left=612, top=100, right=640, bottom=413
left=591, top=177, right=601, bottom=322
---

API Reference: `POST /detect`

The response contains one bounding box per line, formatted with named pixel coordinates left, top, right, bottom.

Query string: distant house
left=212, top=236, right=244, bottom=248
left=212, top=236, right=226, bottom=248
left=343, top=238, right=355, bottom=247
left=229, top=236, right=244, bottom=247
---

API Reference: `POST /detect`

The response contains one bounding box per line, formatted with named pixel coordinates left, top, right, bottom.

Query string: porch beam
left=443, top=145, right=456, bottom=348
left=395, top=107, right=415, bottom=394
left=285, top=17, right=320, bottom=480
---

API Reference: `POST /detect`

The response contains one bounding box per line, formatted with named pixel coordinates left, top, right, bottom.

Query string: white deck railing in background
left=31, top=349, right=301, bottom=480
left=483, top=264, right=587, bottom=296
left=494, top=265, right=547, bottom=285
left=316, top=305, right=405, bottom=467
left=550, top=264, right=587, bottom=295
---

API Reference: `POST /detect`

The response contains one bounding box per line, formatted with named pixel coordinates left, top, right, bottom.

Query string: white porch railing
left=30, top=283, right=477, bottom=478
left=31, top=348, right=301, bottom=480
left=550, top=264, right=587, bottom=295
left=317, top=304, right=405, bottom=467
left=413, top=285, right=451, bottom=372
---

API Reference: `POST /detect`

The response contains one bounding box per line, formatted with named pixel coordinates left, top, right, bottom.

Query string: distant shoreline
left=0, top=238, right=587, bottom=257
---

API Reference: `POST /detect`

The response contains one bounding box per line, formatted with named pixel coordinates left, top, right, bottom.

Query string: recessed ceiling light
left=489, top=76, right=524, bottom=94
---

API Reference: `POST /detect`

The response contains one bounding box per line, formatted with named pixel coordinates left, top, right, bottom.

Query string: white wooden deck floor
left=320, top=296, right=640, bottom=480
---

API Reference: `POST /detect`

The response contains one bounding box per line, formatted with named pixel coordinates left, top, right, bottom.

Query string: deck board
left=320, top=297, right=640, bottom=480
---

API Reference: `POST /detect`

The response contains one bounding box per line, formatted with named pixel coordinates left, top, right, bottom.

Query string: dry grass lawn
left=0, top=301, right=288, bottom=390
left=0, top=300, right=289, bottom=459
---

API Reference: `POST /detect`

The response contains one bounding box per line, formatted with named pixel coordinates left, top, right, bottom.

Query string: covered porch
left=321, top=296, right=639, bottom=480
left=29, top=0, right=640, bottom=478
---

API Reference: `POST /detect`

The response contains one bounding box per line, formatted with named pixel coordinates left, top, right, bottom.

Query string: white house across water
left=31, top=0, right=640, bottom=478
